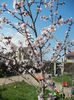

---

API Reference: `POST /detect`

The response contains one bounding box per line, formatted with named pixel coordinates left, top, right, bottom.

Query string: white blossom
left=13, top=0, right=17, bottom=9
left=71, top=40, right=74, bottom=43
left=59, top=18, right=63, bottom=25
left=38, top=92, right=44, bottom=100
left=41, top=25, right=56, bottom=35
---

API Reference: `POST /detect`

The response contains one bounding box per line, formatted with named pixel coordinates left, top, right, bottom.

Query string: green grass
left=0, top=81, right=38, bottom=100
left=0, top=81, right=74, bottom=100
left=53, top=73, right=74, bottom=86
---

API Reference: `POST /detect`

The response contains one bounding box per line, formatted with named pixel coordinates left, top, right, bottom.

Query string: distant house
left=16, top=47, right=29, bottom=62
left=66, top=52, right=74, bottom=63
left=64, top=52, right=74, bottom=73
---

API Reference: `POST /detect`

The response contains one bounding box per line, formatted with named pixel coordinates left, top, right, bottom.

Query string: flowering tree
left=0, top=0, right=74, bottom=99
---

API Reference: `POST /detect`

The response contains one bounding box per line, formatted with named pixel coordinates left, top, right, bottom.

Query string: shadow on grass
left=0, top=95, right=9, bottom=100
left=0, top=87, right=8, bottom=100
left=0, top=87, right=7, bottom=92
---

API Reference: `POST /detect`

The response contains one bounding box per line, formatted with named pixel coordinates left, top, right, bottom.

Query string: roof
left=66, top=52, right=74, bottom=56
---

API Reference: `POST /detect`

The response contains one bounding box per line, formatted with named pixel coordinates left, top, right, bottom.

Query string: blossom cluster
left=13, top=0, right=24, bottom=11
left=0, top=34, right=18, bottom=52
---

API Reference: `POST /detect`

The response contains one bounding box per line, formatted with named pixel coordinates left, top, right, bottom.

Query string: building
left=16, top=47, right=29, bottom=61
left=66, top=52, right=74, bottom=63
left=64, top=52, right=74, bottom=73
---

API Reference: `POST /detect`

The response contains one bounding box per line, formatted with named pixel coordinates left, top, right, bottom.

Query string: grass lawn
left=53, top=73, right=74, bottom=86
left=0, top=81, right=38, bottom=100
left=0, top=81, right=74, bottom=100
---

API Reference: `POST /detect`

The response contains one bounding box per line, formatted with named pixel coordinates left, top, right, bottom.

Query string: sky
left=0, top=0, right=74, bottom=59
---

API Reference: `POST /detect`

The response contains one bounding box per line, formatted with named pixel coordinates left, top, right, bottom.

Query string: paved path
left=0, top=74, right=71, bottom=98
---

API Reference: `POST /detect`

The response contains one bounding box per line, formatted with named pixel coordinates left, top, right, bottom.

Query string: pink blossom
left=38, top=61, right=44, bottom=69
left=27, top=49, right=33, bottom=55
left=45, top=3, right=49, bottom=8
left=36, top=43, right=40, bottom=47
left=5, top=41, right=9, bottom=45
left=45, top=0, right=54, bottom=8
left=18, top=40, right=23, bottom=47
left=18, top=1, right=24, bottom=7
left=53, top=51, right=58, bottom=55
left=64, top=17, right=72, bottom=24
left=0, top=10, right=2, bottom=15
left=65, top=31, right=68, bottom=34
left=10, top=45, right=14, bottom=50
left=48, top=25, right=56, bottom=33
left=21, top=23, right=27, bottom=29
left=46, top=36, right=50, bottom=40
left=0, top=18, right=3, bottom=23
left=39, top=36, right=44, bottom=41
left=23, top=11, right=28, bottom=16
left=5, top=20, right=9, bottom=24
left=18, top=40, right=22, bottom=45
left=56, top=42, right=62, bottom=46
left=2, top=3, right=7, bottom=8
left=44, top=49, right=50, bottom=54
left=41, top=25, right=56, bottom=36
left=37, top=7, right=42, bottom=12
left=71, top=40, right=74, bottom=43
left=50, top=4, right=53, bottom=8
left=33, top=70, right=36, bottom=74
left=59, top=18, right=63, bottom=25
left=0, top=51, right=3, bottom=55
left=8, top=10, right=15, bottom=15
left=50, top=35, right=53, bottom=39
left=35, top=37, right=39, bottom=42
left=17, top=0, right=21, bottom=1
left=25, top=35, right=28, bottom=41
left=35, top=63, right=39, bottom=68
left=38, top=92, right=44, bottom=100
left=46, top=43, right=51, bottom=48
left=69, top=17, right=72, bottom=21
left=54, top=11, right=58, bottom=15
left=10, top=11, right=15, bottom=15
left=29, top=0, right=34, bottom=4
left=17, top=22, right=20, bottom=26
left=60, top=2, right=66, bottom=5
left=21, top=22, right=28, bottom=29
left=45, top=0, right=47, bottom=3
left=9, top=42, right=17, bottom=51
left=55, top=42, right=62, bottom=50
left=22, top=70, right=26, bottom=75
left=1, top=35, right=4, bottom=39
left=0, top=17, right=6, bottom=23
left=0, top=40, right=2, bottom=42
left=40, top=16, right=47, bottom=21
left=0, top=24, right=2, bottom=28
left=64, top=19, right=69, bottom=24
left=25, top=21, right=28, bottom=25
left=41, top=29, right=47, bottom=36
left=5, top=36, right=13, bottom=39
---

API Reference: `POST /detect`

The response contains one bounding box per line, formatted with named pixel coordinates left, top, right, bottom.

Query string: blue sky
left=0, top=0, right=74, bottom=59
